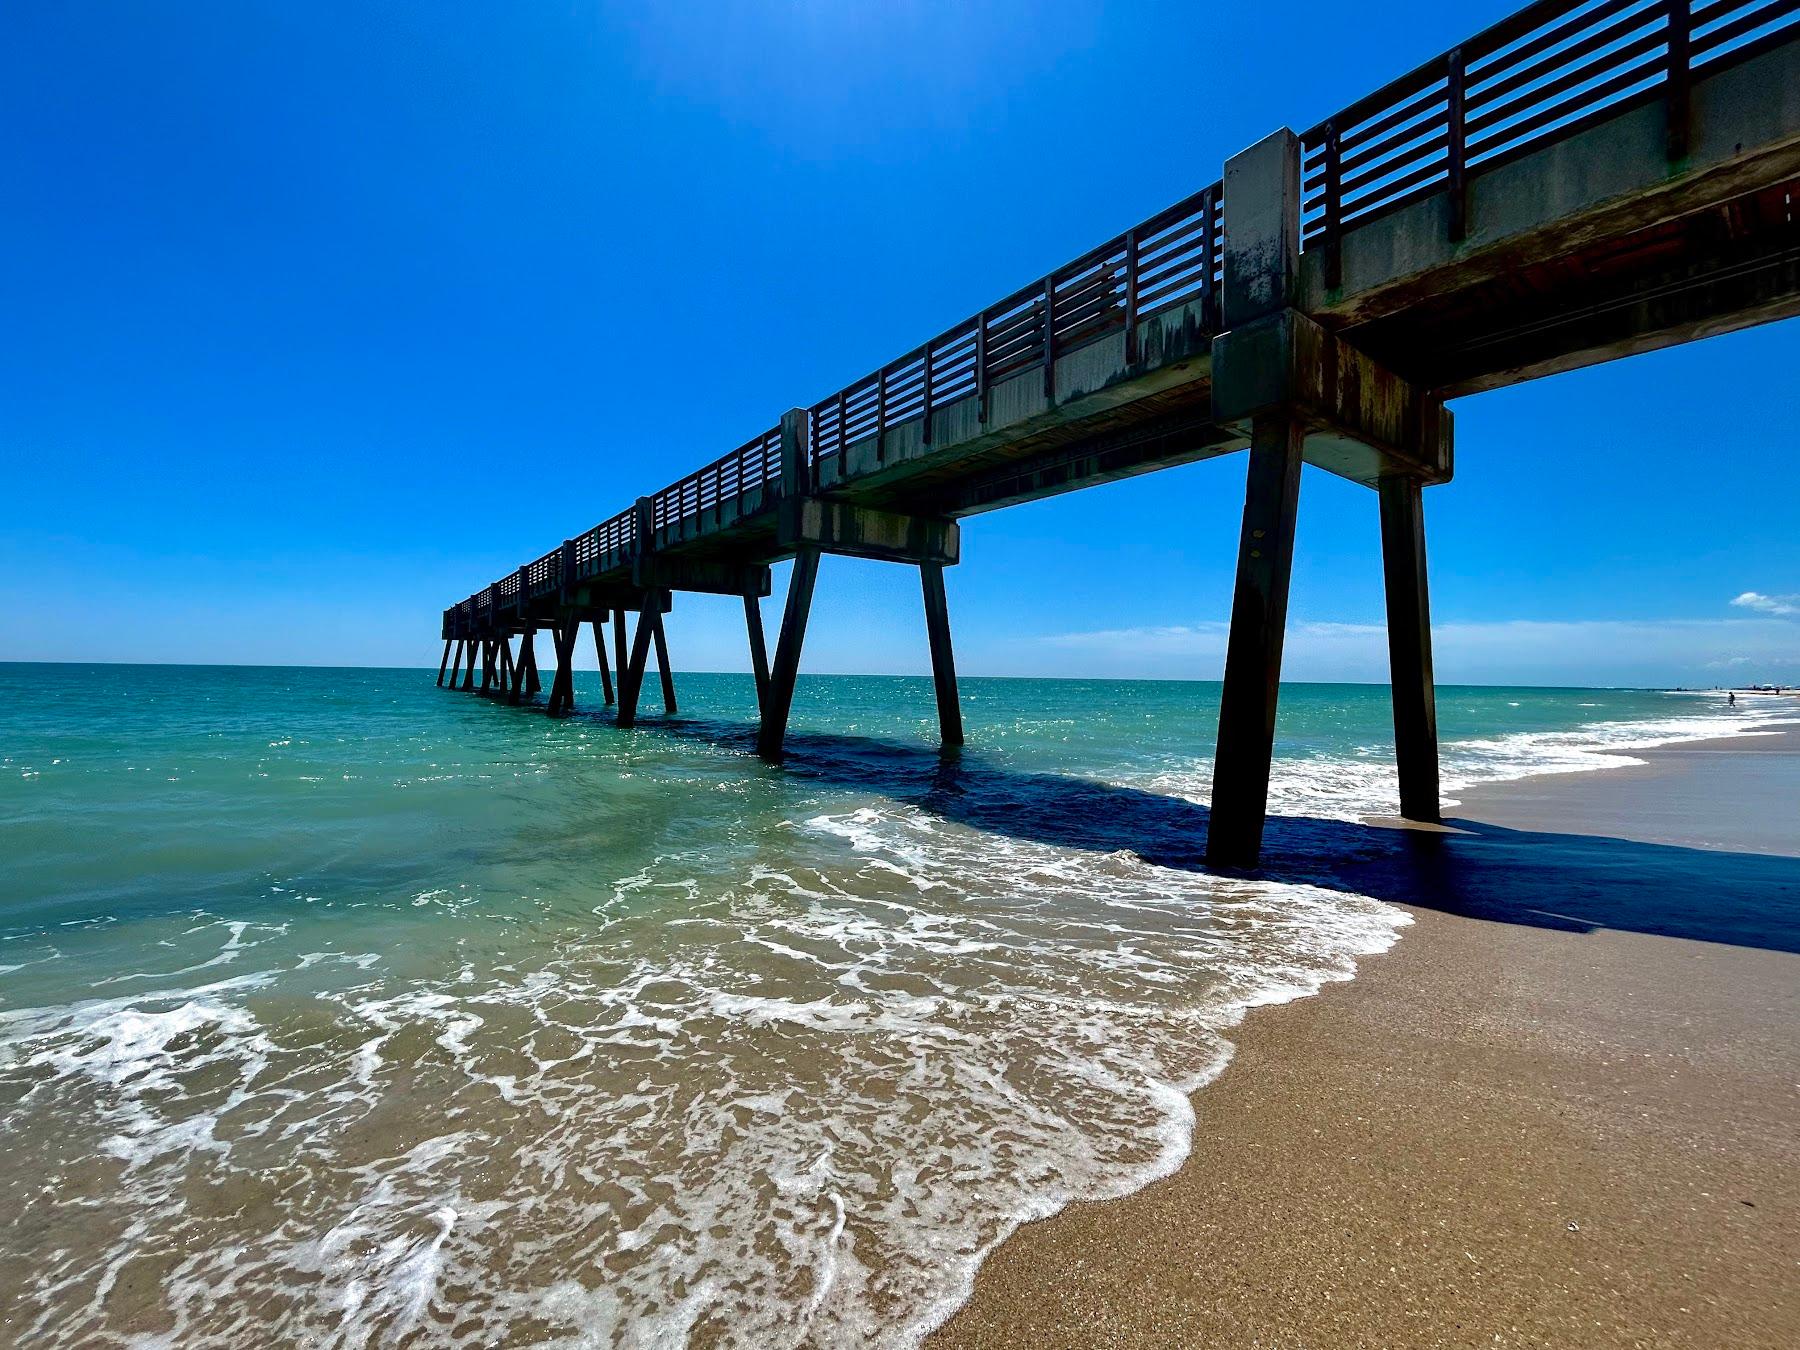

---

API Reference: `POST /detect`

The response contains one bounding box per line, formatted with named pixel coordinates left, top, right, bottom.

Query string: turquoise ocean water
left=0, top=664, right=1780, bottom=1346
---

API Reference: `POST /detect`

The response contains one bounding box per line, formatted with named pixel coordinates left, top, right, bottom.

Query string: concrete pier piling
left=920, top=562, right=963, bottom=751
left=1379, top=475, right=1441, bottom=823
left=1206, top=413, right=1305, bottom=868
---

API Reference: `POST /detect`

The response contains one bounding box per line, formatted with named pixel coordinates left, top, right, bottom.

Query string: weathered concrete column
left=758, top=407, right=819, bottom=760
left=1206, top=413, right=1304, bottom=867
left=592, top=617, right=614, bottom=706
left=498, top=639, right=516, bottom=700
left=1222, top=129, right=1299, bottom=329
left=436, top=640, right=452, bottom=687
left=460, top=640, right=477, bottom=691
left=758, top=546, right=821, bottom=760
left=543, top=628, right=560, bottom=715
left=1205, top=126, right=1304, bottom=868
left=446, top=639, right=464, bottom=690
left=651, top=608, right=676, bottom=714
left=920, top=562, right=964, bottom=749
left=778, top=405, right=811, bottom=500
left=547, top=623, right=578, bottom=717
left=617, top=606, right=658, bottom=728
left=745, top=595, right=770, bottom=718
left=504, top=638, right=522, bottom=704
left=612, top=611, right=628, bottom=696
left=1379, top=475, right=1441, bottom=822
left=521, top=631, right=540, bottom=698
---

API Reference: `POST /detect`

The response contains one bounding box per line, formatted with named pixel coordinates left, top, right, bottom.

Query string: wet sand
left=934, top=720, right=1800, bottom=1348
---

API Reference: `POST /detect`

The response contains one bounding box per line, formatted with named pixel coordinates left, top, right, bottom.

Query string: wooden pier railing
left=1301, top=0, right=1797, bottom=271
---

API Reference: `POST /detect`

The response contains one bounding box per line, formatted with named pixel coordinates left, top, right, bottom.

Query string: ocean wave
left=1, top=681, right=1778, bottom=1346
left=1142, top=696, right=1790, bottom=820
left=0, top=805, right=1406, bottom=1347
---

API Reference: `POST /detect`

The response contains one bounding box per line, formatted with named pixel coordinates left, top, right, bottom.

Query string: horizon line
left=0, top=658, right=1749, bottom=694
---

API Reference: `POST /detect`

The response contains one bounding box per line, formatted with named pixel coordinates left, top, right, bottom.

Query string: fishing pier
left=440, top=0, right=1800, bottom=865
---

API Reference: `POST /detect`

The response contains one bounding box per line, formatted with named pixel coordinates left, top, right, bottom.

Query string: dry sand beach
left=937, top=717, right=1800, bottom=1349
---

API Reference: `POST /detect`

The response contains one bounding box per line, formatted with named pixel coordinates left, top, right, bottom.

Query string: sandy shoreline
left=933, top=720, right=1800, bottom=1348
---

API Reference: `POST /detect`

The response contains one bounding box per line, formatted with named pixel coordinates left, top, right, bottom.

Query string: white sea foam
left=1146, top=695, right=1792, bottom=820
left=1, top=804, right=1406, bottom=1347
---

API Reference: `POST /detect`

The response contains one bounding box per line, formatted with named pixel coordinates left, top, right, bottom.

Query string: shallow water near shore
left=0, top=664, right=1783, bottom=1346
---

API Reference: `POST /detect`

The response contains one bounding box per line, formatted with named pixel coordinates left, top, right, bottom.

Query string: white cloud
left=1730, top=591, right=1800, bottom=618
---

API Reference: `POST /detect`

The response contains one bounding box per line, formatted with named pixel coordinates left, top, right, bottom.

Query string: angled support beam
left=757, top=546, right=821, bottom=761
left=437, top=640, right=452, bottom=687
left=745, top=595, right=770, bottom=718
left=1206, top=411, right=1304, bottom=869
left=522, top=631, right=542, bottom=696
left=920, top=563, right=963, bottom=749
left=544, top=629, right=561, bottom=715
left=547, top=622, right=579, bottom=717
left=508, top=636, right=528, bottom=704
left=498, top=639, right=515, bottom=699
left=480, top=641, right=496, bottom=694
left=460, top=639, right=477, bottom=691
left=446, top=639, right=464, bottom=690
left=612, top=611, right=628, bottom=698
left=593, top=616, right=614, bottom=706
left=651, top=605, right=676, bottom=714
left=1379, top=475, right=1441, bottom=823
left=616, top=606, right=657, bottom=728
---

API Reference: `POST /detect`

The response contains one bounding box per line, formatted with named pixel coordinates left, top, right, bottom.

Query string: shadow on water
left=543, top=699, right=1800, bottom=957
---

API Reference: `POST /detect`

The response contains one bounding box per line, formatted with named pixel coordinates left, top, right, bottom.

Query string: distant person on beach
left=1729, top=691, right=1737, bottom=705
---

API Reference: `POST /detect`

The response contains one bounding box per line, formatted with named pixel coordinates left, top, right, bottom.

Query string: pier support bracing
left=1205, top=129, right=1303, bottom=868
left=1379, top=475, right=1441, bottom=822
left=592, top=619, right=614, bottom=706
left=612, top=612, right=628, bottom=699
left=617, top=601, right=660, bottom=728
left=755, top=404, right=965, bottom=760
left=1203, top=125, right=1453, bottom=864
left=498, top=640, right=515, bottom=698
left=652, top=610, right=676, bottom=715
left=446, top=640, right=464, bottom=690
left=745, top=596, right=771, bottom=718
left=757, top=546, right=820, bottom=760
left=1205, top=413, right=1304, bottom=868
left=508, top=637, right=528, bottom=704
left=547, top=622, right=578, bottom=717
left=920, top=563, right=963, bottom=749
left=437, top=641, right=452, bottom=687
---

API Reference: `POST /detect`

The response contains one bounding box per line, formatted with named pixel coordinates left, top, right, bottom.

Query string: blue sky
left=2, top=0, right=1795, bottom=685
